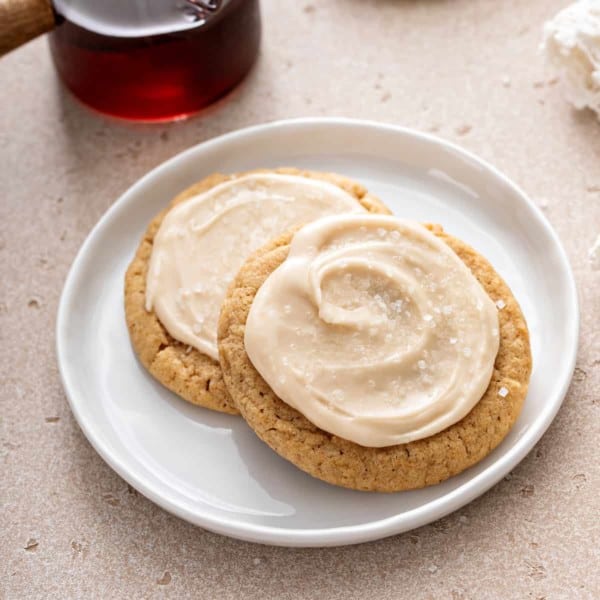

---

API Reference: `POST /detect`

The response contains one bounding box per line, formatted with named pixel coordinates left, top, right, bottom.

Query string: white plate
left=56, top=118, right=579, bottom=547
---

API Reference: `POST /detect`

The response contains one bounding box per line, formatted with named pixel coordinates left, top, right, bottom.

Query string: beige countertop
left=1, top=1, right=599, bottom=598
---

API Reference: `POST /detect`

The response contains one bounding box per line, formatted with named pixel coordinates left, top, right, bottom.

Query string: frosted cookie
left=124, top=169, right=390, bottom=413
left=218, top=215, right=532, bottom=490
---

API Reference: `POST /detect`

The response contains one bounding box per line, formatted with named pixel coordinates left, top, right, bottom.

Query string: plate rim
left=56, top=117, right=579, bottom=547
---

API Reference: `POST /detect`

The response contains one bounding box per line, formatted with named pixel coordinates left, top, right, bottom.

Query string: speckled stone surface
left=1, top=1, right=599, bottom=598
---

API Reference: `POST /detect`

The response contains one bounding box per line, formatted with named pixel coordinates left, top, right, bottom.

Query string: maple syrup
left=49, top=0, right=261, bottom=121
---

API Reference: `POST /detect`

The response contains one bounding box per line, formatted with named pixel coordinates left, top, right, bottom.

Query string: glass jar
left=49, top=0, right=261, bottom=121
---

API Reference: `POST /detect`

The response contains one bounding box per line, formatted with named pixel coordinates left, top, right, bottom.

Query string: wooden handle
left=0, top=0, right=55, bottom=57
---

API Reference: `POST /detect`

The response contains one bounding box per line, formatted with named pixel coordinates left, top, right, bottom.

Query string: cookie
left=217, top=225, right=532, bottom=491
left=124, top=168, right=390, bottom=414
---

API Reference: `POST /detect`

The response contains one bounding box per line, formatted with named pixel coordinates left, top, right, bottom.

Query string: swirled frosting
left=145, top=173, right=366, bottom=359
left=244, top=215, right=500, bottom=447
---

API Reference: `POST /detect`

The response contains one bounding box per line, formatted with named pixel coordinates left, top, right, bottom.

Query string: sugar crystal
left=331, top=389, right=343, bottom=401
left=391, top=300, right=403, bottom=313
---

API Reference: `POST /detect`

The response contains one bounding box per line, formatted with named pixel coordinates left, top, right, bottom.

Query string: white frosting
left=542, top=0, right=600, bottom=118
left=145, top=173, right=366, bottom=359
left=244, top=215, right=500, bottom=447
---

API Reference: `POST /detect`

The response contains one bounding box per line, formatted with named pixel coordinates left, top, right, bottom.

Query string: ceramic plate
left=56, top=118, right=578, bottom=547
